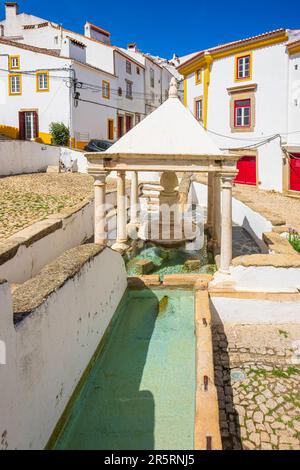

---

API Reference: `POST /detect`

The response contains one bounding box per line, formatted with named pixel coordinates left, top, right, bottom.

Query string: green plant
left=279, top=329, right=289, bottom=338
left=288, top=228, right=300, bottom=254
left=49, top=122, right=70, bottom=147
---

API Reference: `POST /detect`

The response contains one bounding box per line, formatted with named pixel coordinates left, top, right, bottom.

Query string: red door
left=290, top=154, right=300, bottom=191
left=235, top=156, right=257, bottom=186
left=125, top=115, right=133, bottom=133
left=117, top=115, right=124, bottom=138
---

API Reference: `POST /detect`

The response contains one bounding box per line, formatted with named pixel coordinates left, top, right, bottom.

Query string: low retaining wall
left=0, top=187, right=130, bottom=284
left=0, top=244, right=127, bottom=450
left=210, top=294, right=300, bottom=325
left=0, top=141, right=60, bottom=176
left=0, top=198, right=94, bottom=284
left=60, top=148, right=87, bottom=173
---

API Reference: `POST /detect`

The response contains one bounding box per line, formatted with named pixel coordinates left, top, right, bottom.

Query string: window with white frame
left=195, top=98, right=203, bottom=121
left=126, top=60, right=132, bottom=74
left=9, top=74, right=21, bottom=94
left=37, top=72, right=49, bottom=91
left=236, top=55, right=251, bottom=80
left=234, top=99, right=251, bottom=127
left=25, top=112, right=36, bottom=140
left=10, top=56, right=20, bottom=69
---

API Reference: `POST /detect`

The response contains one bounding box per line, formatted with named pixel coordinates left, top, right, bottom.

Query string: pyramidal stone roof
left=105, top=78, right=224, bottom=157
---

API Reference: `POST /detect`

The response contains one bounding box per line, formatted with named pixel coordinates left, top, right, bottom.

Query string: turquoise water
left=54, top=289, right=196, bottom=450
left=126, top=242, right=216, bottom=278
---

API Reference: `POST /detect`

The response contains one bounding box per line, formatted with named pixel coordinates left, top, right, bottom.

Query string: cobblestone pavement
left=213, top=324, right=300, bottom=450
left=0, top=173, right=120, bottom=240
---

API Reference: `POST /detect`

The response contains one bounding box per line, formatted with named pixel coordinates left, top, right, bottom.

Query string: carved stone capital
left=220, top=173, right=236, bottom=189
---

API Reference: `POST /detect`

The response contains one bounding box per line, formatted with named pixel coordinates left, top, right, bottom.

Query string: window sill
left=231, top=126, right=254, bottom=133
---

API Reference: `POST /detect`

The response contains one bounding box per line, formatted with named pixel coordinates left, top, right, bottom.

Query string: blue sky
left=1, top=0, right=300, bottom=58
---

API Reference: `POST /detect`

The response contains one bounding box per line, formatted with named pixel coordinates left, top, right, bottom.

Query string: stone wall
left=0, top=245, right=127, bottom=450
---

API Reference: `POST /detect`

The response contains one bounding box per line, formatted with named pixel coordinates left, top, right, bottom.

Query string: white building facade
left=0, top=2, right=175, bottom=149
left=178, top=29, right=300, bottom=196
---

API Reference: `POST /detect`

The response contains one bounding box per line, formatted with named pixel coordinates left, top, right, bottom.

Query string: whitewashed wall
left=211, top=296, right=300, bottom=324
left=288, top=52, right=300, bottom=143
left=185, top=43, right=291, bottom=192
left=211, top=265, right=300, bottom=293
left=0, top=247, right=127, bottom=450
left=191, top=181, right=271, bottom=250
left=72, top=61, right=118, bottom=145
left=0, top=140, right=60, bottom=176
left=0, top=42, right=71, bottom=138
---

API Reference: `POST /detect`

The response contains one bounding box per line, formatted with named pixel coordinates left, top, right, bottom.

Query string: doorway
left=19, top=111, right=39, bottom=141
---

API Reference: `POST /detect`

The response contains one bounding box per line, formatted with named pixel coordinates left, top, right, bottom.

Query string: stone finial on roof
left=168, top=77, right=178, bottom=99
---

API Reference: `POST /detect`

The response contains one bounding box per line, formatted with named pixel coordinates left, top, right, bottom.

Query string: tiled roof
left=0, top=37, right=116, bottom=76
left=179, top=28, right=288, bottom=68
left=0, top=36, right=61, bottom=57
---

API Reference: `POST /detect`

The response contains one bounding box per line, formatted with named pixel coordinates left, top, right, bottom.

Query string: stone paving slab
left=212, top=324, right=300, bottom=450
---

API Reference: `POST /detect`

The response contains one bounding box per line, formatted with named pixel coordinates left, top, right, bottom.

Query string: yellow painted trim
left=288, top=44, right=300, bottom=55
left=0, top=124, right=19, bottom=139
left=107, top=118, right=114, bottom=140
left=36, top=71, right=50, bottom=92
left=203, top=54, right=212, bottom=130
left=234, top=51, right=253, bottom=82
left=195, top=68, right=202, bottom=85
left=9, top=55, right=20, bottom=70
left=183, top=78, right=187, bottom=107
left=8, top=73, right=22, bottom=96
left=35, top=132, right=52, bottom=144
left=102, top=80, right=110, bottom=99
left=74, top=140, right=88, bottom=150
left=178, top=32, right=289, bottom=75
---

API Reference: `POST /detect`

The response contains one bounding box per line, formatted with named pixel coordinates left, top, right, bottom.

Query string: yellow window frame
left=36, top=71, right=50, bottom=92
left=234, top=51, right=253, bottom=82
left=195, top=68, right=202, bottom=85
left=9, top=55, right=20, bottom=70
left=102, top=80, right=110, bottom=99
left=8, top=73, right=22, bottom=96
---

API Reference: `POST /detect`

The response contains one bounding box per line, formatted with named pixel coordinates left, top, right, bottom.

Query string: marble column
left=219, top=175, right=234, bottom=274
left=212, top=173, right=221, bottom=246
left=93, top=171, right=107, bottom=245
left=112, top=170, right=128, bottom=251
left=207, top=172, right=214, bottom=232
left=130, top=171, right=139, bottom=225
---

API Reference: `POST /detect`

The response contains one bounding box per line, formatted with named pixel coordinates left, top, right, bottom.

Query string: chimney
left=5, top=2, right=19, bottom=19
left=127, top=43, right=137, bottom=52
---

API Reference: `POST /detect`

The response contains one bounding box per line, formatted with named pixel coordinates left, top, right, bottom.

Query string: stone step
left=140, top=182, right=162, bottom=190
left=141, top=191, right=160, bottom=198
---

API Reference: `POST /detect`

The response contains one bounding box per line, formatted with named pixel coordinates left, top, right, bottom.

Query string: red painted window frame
left=236, top=54, right=251, bottom=80
left=234, top=98, right=251, bottom=128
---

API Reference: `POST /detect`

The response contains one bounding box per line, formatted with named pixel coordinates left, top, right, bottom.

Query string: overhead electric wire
left=76, top=97, right=147, bottom=115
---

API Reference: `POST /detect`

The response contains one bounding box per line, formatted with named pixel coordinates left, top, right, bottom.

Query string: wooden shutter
left=33, top=111, right=39, bottom=139
left=18, top=111, right=25, bottom=140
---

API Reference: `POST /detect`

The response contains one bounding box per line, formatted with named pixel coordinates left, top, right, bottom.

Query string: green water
left=54, top=289, right=195, bottom=450
left=126, top=242, right=216, bottom=278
